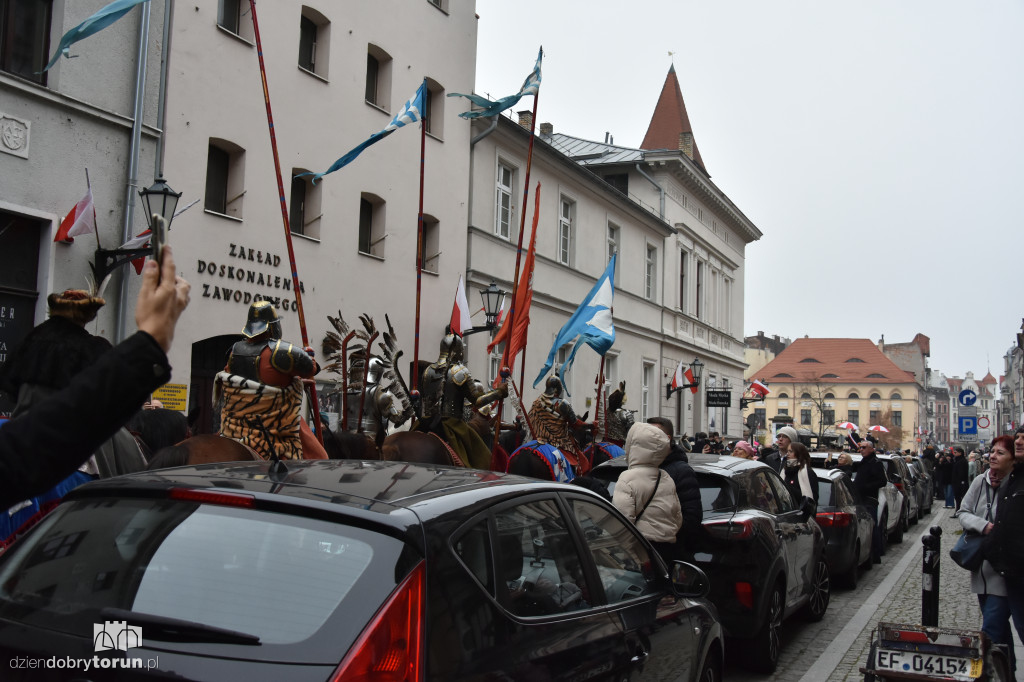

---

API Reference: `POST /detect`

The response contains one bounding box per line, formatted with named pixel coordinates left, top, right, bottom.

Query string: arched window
left=824, top=393, right=835, bottom=399
left=848, top=392, right=860, bottom=399
left=870, top=392, right=881, bottom=400
left=890, top=392, right=902, bottom=400
left=822, top=373, right=838, bottom=378
left=800, top=393, right=811, bottom=399
left=777, top=392, right=789, bottom=399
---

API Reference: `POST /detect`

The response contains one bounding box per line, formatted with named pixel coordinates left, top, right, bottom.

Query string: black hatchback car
left=814, top=467, right=874, bottom=588
left=591, top=453, right=829, bottom=673
left=0, top=460, right=722, bottom=681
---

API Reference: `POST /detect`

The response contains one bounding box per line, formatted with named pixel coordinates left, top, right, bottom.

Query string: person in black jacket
left=951, top=446, right=970, bottom=511
left=648, top=417, right=702, bottom=543
left=0, top=248, right=190, bottom=510
left=983, top=427, right=1024, bottom=650
left=854, top=440, right=888, bottom=564
left=781, top=442, right=818, bottom=510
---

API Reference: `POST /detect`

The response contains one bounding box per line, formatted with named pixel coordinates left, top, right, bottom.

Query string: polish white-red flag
left=671, top=360, right=698, bottom=395
left=119, top=229, right=153, bottom=274
left=749, top=379, right=771, bottom=397
left=53, top=189, right=96, bottom=242
left=449, top=274, right=472, bottom=336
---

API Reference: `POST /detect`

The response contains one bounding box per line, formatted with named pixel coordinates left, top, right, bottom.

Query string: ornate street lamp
left=666, top=357, right=704, bottom=399
left=91, top=178, right=182, bottom=284
left=464, top=282, right=508, bottom=336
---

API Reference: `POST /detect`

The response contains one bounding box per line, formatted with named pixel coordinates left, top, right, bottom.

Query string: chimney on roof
left=539, top=122, right=553, bottom=136
left=679, top=132, right=694, bottom=160
left=518, top=110, right=533, bottom=129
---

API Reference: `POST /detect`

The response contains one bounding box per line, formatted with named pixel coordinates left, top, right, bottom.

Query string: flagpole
left=247, top=0, right=323, bottom=445
left=412, top=79, right=428, bottom=397
left=85, top=168, right=102, bottom=251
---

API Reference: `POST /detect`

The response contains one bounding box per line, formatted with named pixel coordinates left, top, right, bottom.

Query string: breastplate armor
left=226, top=341, right=267, bottom=382
left=344, top=386, right=384, bottom=434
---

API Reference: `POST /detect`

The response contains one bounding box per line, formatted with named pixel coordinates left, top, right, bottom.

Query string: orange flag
left=488, top=182, right=540, bottom=373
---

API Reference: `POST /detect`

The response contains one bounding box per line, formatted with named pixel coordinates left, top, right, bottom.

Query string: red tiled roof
left=979, top=372, right=997, bottom=385
left=757, top=338, right=916, bottom=384
left=641, top=66, right=707, bottom=173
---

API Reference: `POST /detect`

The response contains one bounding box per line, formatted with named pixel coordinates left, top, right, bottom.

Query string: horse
left=146, top=434, right=262, bottom=469
left=584, top=441, right=626, bottom=470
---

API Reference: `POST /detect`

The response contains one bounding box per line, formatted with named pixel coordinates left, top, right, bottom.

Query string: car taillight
left=703, top=519, right=753, bottom=540
left=168, top=488, right=255, bottom=508
left=816, top=511, right=853, bottom=528
left=331, top=560, right=426, bottom=682
left=735, top=582, right=754, bottom=609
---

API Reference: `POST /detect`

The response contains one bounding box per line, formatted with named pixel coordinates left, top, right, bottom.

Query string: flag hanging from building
left=533, top=253, right=616, bottom=391
left=671, top=360, right=698, bottom=395
left=305, top=81, right=427, bottom=183
left=488, top=183, right=541, bottom=373
left=449, top=275, right=471, bottom=336
left=53, top=189, right=96, bottom=242
left=117, top=229, right=153, bottom=274
left=43, top=0, right=151, bottom=72
left=448, top=47, right=542, bottom=119
left=749, top=379, right=771, bottom=398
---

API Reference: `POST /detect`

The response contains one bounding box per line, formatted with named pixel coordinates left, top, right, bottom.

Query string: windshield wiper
left=99, top=607, right=261, bottom=645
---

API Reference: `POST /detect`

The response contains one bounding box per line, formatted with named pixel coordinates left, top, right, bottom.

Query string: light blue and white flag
left=305, top=81, right=427, bottom=183
left=448, top=47, right=542, bottom=120
left=533, top=254, right=616, bottom=393
left=43, top=0, right=150, bottom=72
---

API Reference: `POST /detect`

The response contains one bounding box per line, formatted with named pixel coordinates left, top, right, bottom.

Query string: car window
left=569, top=498, right=660, bottom=603
left=453, top=521, right=494, bottom=594
left=745, top=471, right=781, bottom=514
left=696, top=473, right=735, bottom=511
left=0, top=498, right=400, bottom=650
left=817, top=479, right=835, bottom=506
left=834, top=478, right=854, bottom=506
left=494, top=499, right=591, bottom=617
left=766, top=472, right=796, bottom=513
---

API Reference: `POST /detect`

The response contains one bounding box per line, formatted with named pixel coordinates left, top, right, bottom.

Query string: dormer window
left=846, top=358, right=866, bottom=363
left=799, top=358, right=821, bottom=363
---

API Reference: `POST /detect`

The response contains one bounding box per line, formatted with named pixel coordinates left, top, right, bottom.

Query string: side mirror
left=671, top=561, right=711, bottom=598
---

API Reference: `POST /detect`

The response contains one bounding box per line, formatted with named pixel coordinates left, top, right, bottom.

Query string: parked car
left=591, top=453, right=830, bottom=673
left=810, top=452, right=906, bottom=546
left=906, top=458, right=934, bottom=516
left=877, top=453, right=919, bottom=530
left=813, top=467, right=874, bottom=588
left=0, top=460, right=723, bottom=681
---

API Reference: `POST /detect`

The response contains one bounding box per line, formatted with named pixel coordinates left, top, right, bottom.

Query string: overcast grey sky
left=474, top=0, right=1024, bottom=380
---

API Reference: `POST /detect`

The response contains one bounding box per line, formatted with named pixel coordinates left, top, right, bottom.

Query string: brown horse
left=146, top=434, right=262, bottom=469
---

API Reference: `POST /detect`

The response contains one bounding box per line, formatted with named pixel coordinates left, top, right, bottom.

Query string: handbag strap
left=635, top=472, right=662, bottom=522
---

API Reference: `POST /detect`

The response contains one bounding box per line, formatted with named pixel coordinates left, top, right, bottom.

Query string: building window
left=365, top=45, right=392, bottom=110
left=358, top=193, right=386, bottom=257
left=556, top=345, right=573, bottom=396
left=427, top=0, right=448, bottom=11
left=870, top=393, right=881, bottom=400
left=777, top=392, right=789, bottom=399
left=297, top=7, right=330, bottom=78
left=645, top=245, right=656, bottom=301
left=289, top=170, right=321, bottom=239
left=641, top=362, right=654, bottom=421
left=823, top=409, right=835, bottom=426
left=418, top=214, right=440, bottom=273
left=424, top=77, right=444, bottom=138
left=0, top=0, right=51, bottom=84
left=205, top=139, right=245, bottom=219
left=603, top=173, right=628, bottom=195
left=722, top=278, right=732, bottom=333
left=495, top=161, right=514, bottom=239
left=695, top=261, right=704, bottom=319
left=604, top=354, right=618, bottom=391
left=848, top=409, right=859, bottom=425
left=848, top=392, right=860, bottom=399
left=891, top=392, right=902, bottom=400
left=777, top=408, right=788, bottom=416
left=218, top=0, right=254, bottom=40
left=892, top=411, right=902, bottom=428
left=558, top=196, right=574, bottom=266
left=801, top=409, right=812, bottom=425
left=869, top=410, right=880, bottom=424
left=678, top=250, right=687, bottom=313
left=488, top=348, right=501, bottom=385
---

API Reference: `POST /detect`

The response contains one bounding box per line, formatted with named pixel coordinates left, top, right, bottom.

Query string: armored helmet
left=366, top=357, right=384, bottom=384
left=242, top=300, right=282, bottom=339
left=439, top=333, right=464, bottom=363
left=544, top=375, right=563, bottom=397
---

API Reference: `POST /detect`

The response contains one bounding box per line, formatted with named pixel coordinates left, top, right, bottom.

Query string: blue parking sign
left=958, top=416, right=977, bottom=435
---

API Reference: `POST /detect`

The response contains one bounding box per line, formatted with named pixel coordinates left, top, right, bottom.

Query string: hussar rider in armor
left=416, top=331, right=507, bottom=469
left=529, top=374, right=590, bottom=475
left=604, top=381, right=634, bottom=447
left=216, top=300, right=328, bottom=460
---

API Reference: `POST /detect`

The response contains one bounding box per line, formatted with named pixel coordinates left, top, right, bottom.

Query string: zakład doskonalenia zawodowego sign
left=195, top=243, right=306, bottom=312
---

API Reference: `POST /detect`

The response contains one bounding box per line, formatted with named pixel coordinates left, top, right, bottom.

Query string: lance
left=248, top=0, right=323, bottom=444
left=412, top=79, right=428, bottom=396
left=493, top=65, right=542, bottom=460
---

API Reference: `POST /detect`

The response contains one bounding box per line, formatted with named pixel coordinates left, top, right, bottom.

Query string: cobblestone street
left=725, top=505, right=1023, bottom=681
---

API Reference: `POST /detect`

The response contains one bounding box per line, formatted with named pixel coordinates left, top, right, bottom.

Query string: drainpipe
left=115, top=0, right=152, bottom=342
left=635, top=162, right=665, bottom=220
left=154, top=0, right=174, bottom=177
left=466, top=117, right=499, bottom=267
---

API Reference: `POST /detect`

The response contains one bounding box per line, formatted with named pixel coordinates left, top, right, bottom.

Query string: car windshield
left=0, top=497, right=399, bottom=651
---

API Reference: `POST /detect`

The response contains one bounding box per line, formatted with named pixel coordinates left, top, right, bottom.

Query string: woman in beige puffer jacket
left=612, top=422, right=683, bottom=546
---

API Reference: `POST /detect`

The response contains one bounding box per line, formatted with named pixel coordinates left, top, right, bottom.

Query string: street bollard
left=921, top=525, right=942, bottom=626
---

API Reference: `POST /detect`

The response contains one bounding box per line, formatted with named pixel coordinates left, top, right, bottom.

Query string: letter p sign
left=958, top=416, right=977, bottom=435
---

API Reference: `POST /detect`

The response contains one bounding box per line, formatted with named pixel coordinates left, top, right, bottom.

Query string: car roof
left=65, top=460, right=578, bottom=527
left=592, top=452, right=770, bottom=477
left=812, top=466, right=846, bottom=481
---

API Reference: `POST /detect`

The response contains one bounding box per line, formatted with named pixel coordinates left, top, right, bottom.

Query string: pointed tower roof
left=641, top=65, right=707, bottom=174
